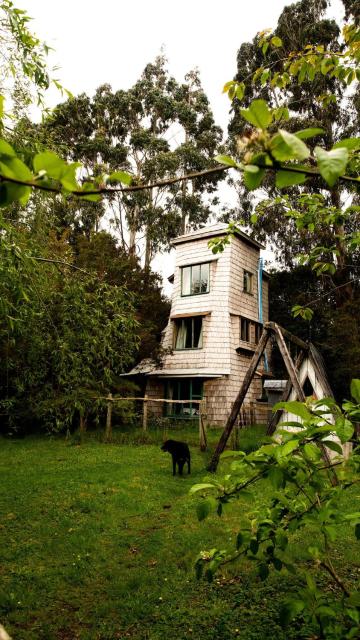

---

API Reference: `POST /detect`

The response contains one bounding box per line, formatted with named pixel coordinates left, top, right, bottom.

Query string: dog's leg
left=187, top=457, right=191, bottom=474
left=178, top=461, right=184, bottom=476
left=172, top=455, right=176, bottom=476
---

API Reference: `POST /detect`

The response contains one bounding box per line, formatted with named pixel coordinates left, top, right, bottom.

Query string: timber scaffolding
left=207, top=321, right=335, bottom=473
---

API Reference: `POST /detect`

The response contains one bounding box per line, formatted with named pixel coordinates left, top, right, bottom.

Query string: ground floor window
left=165, top=378, right=203, bottom=418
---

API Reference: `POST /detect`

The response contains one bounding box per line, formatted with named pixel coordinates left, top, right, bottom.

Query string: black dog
left=161, top=440, right=191, bottom=476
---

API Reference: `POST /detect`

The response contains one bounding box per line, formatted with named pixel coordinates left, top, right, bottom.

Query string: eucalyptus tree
left=41, top=56, right=223, bottom=268
left=225, top=0, right=359, bottom=306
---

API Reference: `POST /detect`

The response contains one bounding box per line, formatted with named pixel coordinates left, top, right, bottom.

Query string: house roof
left=171, top=223, right=265, bottom=250
left=122, top=361, right=229, bottom=378
left=147, top=368, right=230, bottom=378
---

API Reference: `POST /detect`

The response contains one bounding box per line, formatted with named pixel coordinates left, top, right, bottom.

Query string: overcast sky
left=20, top=0, right=344, bottom=288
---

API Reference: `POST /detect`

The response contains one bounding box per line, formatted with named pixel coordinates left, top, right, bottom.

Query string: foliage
left=217, top=0, right=360, bottom=324
left=0, top=0, right=68, bottom=116
left=192, top=390, right=360, bottom=639
left=0, top=218, right=139, bottom=434
left=74, top=231, right=170, bottom=367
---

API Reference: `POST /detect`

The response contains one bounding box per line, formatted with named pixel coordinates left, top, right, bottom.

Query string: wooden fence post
left=143, top=395, right=148, bottom=431
left=199, top=400, right=207, bottom=451
left=79, top=411, right=86, bottom=442
left=104, top=393, right=113, bottom=442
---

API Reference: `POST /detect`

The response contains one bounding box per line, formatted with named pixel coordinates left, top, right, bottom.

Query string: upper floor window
left=181, top=262, right=210, bottom=296
left=174, top=317, right=203, bottom=350
left=243, top=270, right=253, bottom=294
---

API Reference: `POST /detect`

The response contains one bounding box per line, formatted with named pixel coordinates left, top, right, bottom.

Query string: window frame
left=165, top=378, right=203, bottom=418
left=239, top=315, right=263, bottom=345
left=243, top=269, right=254, bottom=295
left=174, top=316, right=203, bottom=350
left=181, top=262, right=210, bottom=297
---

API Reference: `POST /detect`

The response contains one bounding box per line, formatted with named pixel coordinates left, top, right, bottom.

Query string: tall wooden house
left=134, top=223, right=270, bottom=426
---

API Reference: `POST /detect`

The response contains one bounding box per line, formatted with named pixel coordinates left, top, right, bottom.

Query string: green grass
left=0, top=434, right=358, bottom=640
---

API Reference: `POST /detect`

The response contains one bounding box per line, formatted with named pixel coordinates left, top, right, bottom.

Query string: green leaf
left=294, top=128, right=324, bottom=140
left=240, top=99, right=272, bottom=130
left=280, top=599, right=305, bottom=626
left=258, top=563, right=269, bottom=580
left=215, top=154, right=237, bottom=167
left=303, top=442, right=321, bottom=461
left=276, top=170, right=307, bottom=188
left=355, top=523, right=360, bottom=540
left=274, top=400, right=312, bottom=421
left=108, top=171, right=133, bottom=186
left=0, top=155, right=32, bottom=181
left=33, top=151, right=67, bottom=181
left=281, top=440, right=299, bottom=457
left=0, top=139, right=16, bottom=156
left=314, top=146, right=349, bottom=188
left=271, top=36, right=283, bottom=47
left=196, top=498, right=214, bottom=521
left=270, top=130, right=310, bottom=161
left=80, top=182, right=102, bottom=202
left=347, top=592, right=360, bottom=607
left=249, top=539, right=259, bottom=555
left=0, top=182, right=31, bottom=207
left=335, top=416, right=354, bottom=444
left=235, top=82, right=245, bottom=101
left=350, top=379, right=360, bottom=403
left=60, top=163, right=81, bottom=191
left=268, top=466, right=285, bottom=489
left=189, top=483, right=217, bottom=495
left=321, top=440, right=343, bottom=455
left=222, top=81, right=234, bottom=93
left=243, top=165, right=265, bottom=190
left=333, top=138, right=360, bottom=151
left=275, top=531, right=288, bottom=551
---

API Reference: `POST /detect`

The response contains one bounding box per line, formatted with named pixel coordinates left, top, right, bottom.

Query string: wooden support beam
left=273, top=325, right=305, bottom=403
left=265, top=322, right=309, bottom=352
left=207, top=328, right=270, bottom=472
left=266, top=349, right=306, bottom=435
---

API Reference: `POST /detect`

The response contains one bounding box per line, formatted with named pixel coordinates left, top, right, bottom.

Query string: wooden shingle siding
left=146, top=225, right=269, bottom=427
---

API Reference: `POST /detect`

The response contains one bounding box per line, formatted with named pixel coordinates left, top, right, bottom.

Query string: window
left=174, top=317, right=203, bottom=349
left=181, top=262, right=210, bottom=296
left=240, top=317, right=250, bottom=342
left=243, top=270, right=253, bottom=294
left=255, top=323, right=263, bottom=344
left=240, top=316, right=262, bottom=344
left=166, top=378, right=203, bottom=418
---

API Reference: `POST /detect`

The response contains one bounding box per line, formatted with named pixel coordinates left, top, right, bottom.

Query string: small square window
left=243, top=270, right=253, bottom=294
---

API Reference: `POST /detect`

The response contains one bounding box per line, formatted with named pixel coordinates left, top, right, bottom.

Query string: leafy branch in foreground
left=0, top=0, right=69, bottom=114
left=216, top=98, right=359, bottom=192
left=0, top=118, right=358, bottom=209
left=191, top=388, right=360, bottom=638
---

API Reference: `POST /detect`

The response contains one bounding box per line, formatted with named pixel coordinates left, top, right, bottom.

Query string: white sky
left=20, top=0, right=344, bottom=290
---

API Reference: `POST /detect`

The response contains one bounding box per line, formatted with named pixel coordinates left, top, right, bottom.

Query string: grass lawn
left=0, top=431, right=359, bottom=640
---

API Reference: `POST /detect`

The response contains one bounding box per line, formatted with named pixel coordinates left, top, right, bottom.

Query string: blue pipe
left=258, top=257, right=268, bottom=371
